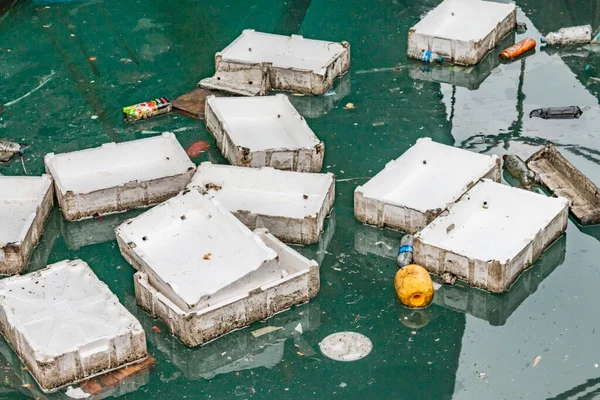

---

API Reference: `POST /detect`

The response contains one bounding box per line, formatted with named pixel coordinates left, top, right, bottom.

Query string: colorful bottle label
left=123, top=97, right=172, bottom=122
left=398, top=245, right=414, bottom=254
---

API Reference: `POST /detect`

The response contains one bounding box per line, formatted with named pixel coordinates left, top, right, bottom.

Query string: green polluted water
left=1, top=0, right=600, bottom=398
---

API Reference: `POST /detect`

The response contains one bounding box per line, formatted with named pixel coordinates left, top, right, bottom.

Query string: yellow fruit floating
left=394, top=264, right=434, bottom=308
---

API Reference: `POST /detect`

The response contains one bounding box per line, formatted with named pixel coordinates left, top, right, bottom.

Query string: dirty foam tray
left=0, top=175, right=54, bottom=275
left=188, top=162, right=335, bottom=244
left=407, top=0, right=516, bottom=66
left=527, top=145, right=600, bottom=226
left=0, top=259, right=147, bottom=392
left=354, top=137, right=500, bottom=234
left=133, top=229, right=319, bottom=347
left=414, top=180, right=569, bottom=293
left=205, top=94, right=324, bottom=172
left=116, top=189, right=283, bottom=314
left=44, top=132, right=196, bottom=221
left=199, top=29, right=350, bottom=96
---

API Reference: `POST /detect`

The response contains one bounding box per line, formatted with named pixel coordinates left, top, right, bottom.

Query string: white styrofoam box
left=116, top=189, right=284, bottom=314
left=354, top=138, right=500, bottom=233
left=407, top=0, right=516, bottom=66
left=132, top=228, right=319, bottom=347
left=414, top=180, right=569, bottom=293
left=187, top=162, right=335, bottom=244
left=0, top=175, right=54, bottom=275
left=199, top=29, right=350, bottom=96
left=205, top=94, right=324, bottom=172
left=0, top=260, right=147, bottom=392
left=44, top=132, right=196, bottom=221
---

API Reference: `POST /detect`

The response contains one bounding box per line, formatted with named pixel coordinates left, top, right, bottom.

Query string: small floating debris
left=319, top=332, right=373, bottom=362
left=541, top=25, right=592, bottom=46
left=186, top=140, right=210, bottom=158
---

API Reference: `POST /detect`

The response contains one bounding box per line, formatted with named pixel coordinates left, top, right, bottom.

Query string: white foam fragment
left=199, top=29, right=350, bottom=95
left=44, top=132, right=195, bottom=221
left=0, top=259, right=147, bottom=392
left=205, top=95, right=324, bottom=172
left=415, top=180, right=569, bottom=293
left=0, top=175, right=54, bottom=274
left=115, top=189, right=282, bottom=312
left=354, top=138, right=500, bottom=233
left=188, top=162, right=335, bottom=244
left=408, top=0, right=516, bottom=66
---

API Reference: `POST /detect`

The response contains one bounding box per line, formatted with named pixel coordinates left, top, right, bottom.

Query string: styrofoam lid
left=189, top=163, right=333, bottom=218
left=0, top=259, right=143, bottom=358
left=116, top=189, right=279, bottom=308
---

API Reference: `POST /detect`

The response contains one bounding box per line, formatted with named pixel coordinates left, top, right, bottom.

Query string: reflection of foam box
left=188, top=162, right=334, bottom=244
left=0, top=175, right=54, bottom=275
left=205, top=95, right=324, bottom=172
left=433, top=234, right=566, bottom=325
left=200, top=29, right=350, bottom=96
left=407, top=0, right=516, bottom=66
left=415, top=180, right=569, bottom=293
left=116, top=190, right=319, bottom=347
left=44, top=132, right=196, bottom=221
left=0, top=260, right=147, bottom=392
left=355, top=138, right=500, bottom=234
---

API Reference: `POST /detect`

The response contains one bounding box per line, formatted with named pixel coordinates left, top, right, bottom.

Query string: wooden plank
left=172, top=88, right=223, bottom=121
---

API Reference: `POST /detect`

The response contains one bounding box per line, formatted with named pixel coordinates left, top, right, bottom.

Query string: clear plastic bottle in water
left=396, top=234, right=414, bottom=268
left=408, top=50, right=443, bottom=63
left=541, top=25, right=592, bottom=46
left=502, top=154, right=539, bottom=187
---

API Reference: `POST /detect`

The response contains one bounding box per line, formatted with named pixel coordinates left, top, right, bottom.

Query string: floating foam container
left=354, top=138, right=500, bottom=234
left=0, top=259, right=147, bottom=392
left=205, top=94, right=324, bottom=172
left=0, top=175, right=54, bottom=275
left=188, top=162, right=335, bottom=244
left=414, top=180, right=569, bottom=293
left=407, top=0, right=516, bottom=66
left=199, top=29, right=350, bottom=96
left=115, top=189, right=319, bottom=347
left=44, top=132, right=196, bottom=221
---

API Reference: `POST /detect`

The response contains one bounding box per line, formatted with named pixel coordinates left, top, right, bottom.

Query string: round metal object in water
left=319, top=332, right=372, bottom=362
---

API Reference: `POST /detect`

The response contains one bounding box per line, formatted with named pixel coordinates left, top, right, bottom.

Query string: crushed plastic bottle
left=530, top=106, right=583, bottom=119
left=502, top=154, right=539, bottom=187
left=541, top=25, right=592, bottom=46
left=396, top=234, right=414, bottom=268
left=0, top=140, right=28, bottom=164
left=408, top=50, right=443, bottom=63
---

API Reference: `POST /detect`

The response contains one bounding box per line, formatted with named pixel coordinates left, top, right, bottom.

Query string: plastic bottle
left=499, top=38, right=536, bottom=60
left=541, top=25, right=592, bottom=46
left=530, top=106, right=583, bottom=119
left=408, top=50, right=443, bottom=63
left=502, top=154, right=539, bottom=187
left=396, top=234, right=414, bottom=268
left=0, top=140, right=28, bottom=164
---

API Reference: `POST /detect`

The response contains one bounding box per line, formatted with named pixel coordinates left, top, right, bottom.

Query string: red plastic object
left=186, top=140, right=210, bottom=158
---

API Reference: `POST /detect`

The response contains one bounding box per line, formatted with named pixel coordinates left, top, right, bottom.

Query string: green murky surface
left=1, top=0, right=600, bottom=398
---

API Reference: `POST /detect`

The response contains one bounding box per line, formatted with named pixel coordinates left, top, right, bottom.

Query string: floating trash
left=319, top=332, right=372, bottom=361
left=186, top=140, right=210, bottom=158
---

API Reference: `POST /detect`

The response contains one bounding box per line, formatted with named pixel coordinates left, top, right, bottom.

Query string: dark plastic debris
left=529, top=106, right=583, bottom=119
